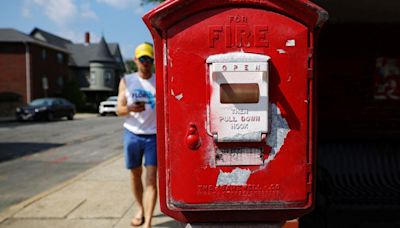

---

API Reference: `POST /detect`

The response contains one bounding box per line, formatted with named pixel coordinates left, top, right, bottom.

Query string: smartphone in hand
left=134, top=101, right=146, bottom=110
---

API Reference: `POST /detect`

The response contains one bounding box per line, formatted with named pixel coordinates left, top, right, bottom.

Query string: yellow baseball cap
left=135, top=42, right=154, bottom=59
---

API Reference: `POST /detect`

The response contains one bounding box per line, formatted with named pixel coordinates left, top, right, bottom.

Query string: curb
left=74, top=113, right=98, bottom=119
left=0, top=113, right=98, bottom=123
left=0, top=154, right=123, bottom=224
left=0, top=117, right=15, bottom=123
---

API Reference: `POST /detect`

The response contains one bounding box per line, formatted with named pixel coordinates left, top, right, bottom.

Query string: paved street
left=0, top=114, right=124, bottom=212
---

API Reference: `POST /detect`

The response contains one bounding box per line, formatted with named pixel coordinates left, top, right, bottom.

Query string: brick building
left=0, top=28, right=125, bottom=116
left=0, top=28, right=69, bottom=116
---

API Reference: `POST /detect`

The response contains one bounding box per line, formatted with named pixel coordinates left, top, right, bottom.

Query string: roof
left=90, top=36, right=114, bottom=63
left=0, top=28, right=35, bottom=42
left=0, top=28, right=69, bottom=53
left=30, top=27, right=72, bottom=48
left=28, top=28, right=122, bottom=67
left=66, top=42, right=122, bottom=67
left=1, top=27, right=124, bottom=70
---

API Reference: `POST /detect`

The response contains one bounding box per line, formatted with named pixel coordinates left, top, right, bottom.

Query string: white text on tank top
left=124, top=73, right=156, bottom=135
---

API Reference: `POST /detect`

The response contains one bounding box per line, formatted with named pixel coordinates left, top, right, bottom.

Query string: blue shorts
left=123, top=129, right=157, bottom=169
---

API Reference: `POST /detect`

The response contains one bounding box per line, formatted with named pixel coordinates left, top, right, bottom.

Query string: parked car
left=99, top=96, right=118, bottom=116
left=15, top=98, right=76, bottom=121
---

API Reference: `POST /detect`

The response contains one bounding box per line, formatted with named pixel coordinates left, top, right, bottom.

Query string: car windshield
left=30, top=99, right=52, bottom=106
left=107, top=96, right=117, bottom=101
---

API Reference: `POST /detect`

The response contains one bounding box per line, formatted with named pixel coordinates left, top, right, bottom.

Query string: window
left=90, top=72, right=96, bottom=84
left=53, top=99, right=62, bottom=106
left=42, top=76, right=48, bottom=90
left=57, top=76, right=64, bottom=87
left=220, top=83, right=259, bottom=104
left=41, top=49, right=47, bottom=60
left=57, top=53, right=64, bottom=63
left=105, top=71, right=113, bottom=86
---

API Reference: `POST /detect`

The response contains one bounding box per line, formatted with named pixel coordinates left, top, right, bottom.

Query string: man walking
left=117, top=42, right=156, bottom=228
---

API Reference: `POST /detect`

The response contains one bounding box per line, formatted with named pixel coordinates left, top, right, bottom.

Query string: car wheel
left=47, top=112, right=54, bottom=121
left=67, top=112, right=74, bottom=120
left=100, top=113, right=106, bottom=116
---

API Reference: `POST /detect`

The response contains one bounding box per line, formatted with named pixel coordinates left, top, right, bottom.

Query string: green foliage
left=125, top=59, right=137, bottom=73
left=141, top=0, right=164, bottom=5
left=61, top=79, right=86, bottom=110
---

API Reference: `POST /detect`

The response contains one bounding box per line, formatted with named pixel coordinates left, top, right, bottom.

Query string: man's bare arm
left=116, top=78, right=145, bottom=116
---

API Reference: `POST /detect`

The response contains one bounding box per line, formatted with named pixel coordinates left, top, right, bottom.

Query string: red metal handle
left=186, top=124, right=201, bottom=150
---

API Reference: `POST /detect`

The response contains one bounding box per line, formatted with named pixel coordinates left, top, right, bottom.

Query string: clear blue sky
left=0, top=0, right=159, bottom=60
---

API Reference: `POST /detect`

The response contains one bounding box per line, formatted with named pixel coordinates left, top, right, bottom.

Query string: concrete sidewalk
left=0, top=155, right=181, bottom=228
left=0, top=153, right=297, bottom=228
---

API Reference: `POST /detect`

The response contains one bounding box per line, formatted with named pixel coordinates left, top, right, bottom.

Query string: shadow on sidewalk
left=0, top=142, right=63, bottom=162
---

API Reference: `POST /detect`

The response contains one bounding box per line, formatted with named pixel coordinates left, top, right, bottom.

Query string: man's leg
left=143, top=165, right=157, bottom=228
left=131, top=166, right=145, bottom=226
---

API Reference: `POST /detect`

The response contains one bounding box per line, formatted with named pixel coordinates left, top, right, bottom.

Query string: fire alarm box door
left=207, top=53, right=270, bottom=166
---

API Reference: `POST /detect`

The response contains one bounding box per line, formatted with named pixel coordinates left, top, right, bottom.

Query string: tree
left=141, top=0, right=164, bottom=5
left=62, top=79, right=86, bottom=110
left=125, top=59, right=137, bottom=73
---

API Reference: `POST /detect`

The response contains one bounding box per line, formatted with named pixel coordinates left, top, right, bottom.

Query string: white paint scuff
left=277, top=49, right=286, bottom=54
left=175, top=93, right=183, bottom=100
left=266, top=103, right=290, bottom=160
left=214, top=104, right=290, bottom=183
left=163, top=42, right=167, bottom=67
left=286, top=39, right=296, bottom=47
left=216, top=168, right=251, bottom=186
left=170, top=89, right=183, bottom=100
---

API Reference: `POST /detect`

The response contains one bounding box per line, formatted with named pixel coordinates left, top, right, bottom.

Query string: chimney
left=85, top=32, right=90, bottom=44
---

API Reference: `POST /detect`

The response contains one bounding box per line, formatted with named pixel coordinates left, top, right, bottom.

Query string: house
left=0, top=28, right=125, bottom=116
left=31, top=28, right=125, bottom=109
left=66, top=35, right=125, bottom=107
left=0, top=28, right=70, bottom=116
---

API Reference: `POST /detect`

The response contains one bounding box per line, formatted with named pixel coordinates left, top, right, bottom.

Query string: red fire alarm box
left=143, top=0, right=328, bottom=223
